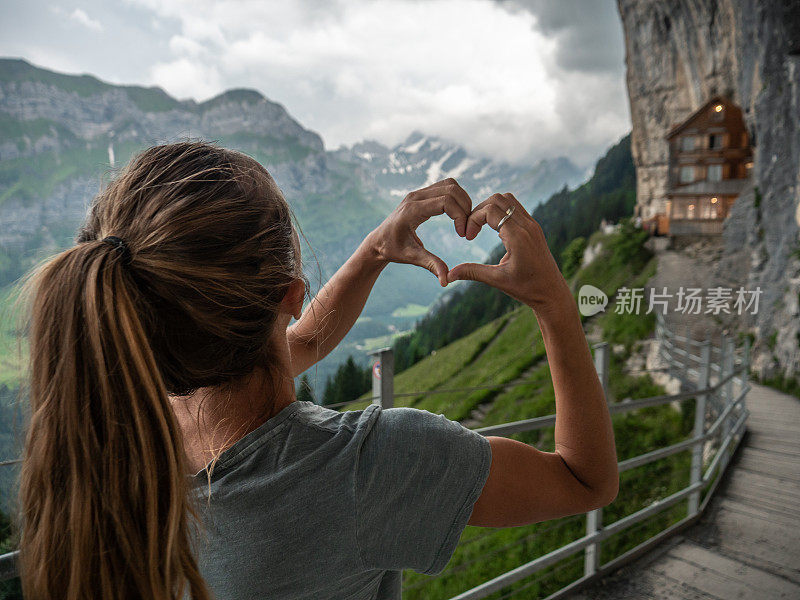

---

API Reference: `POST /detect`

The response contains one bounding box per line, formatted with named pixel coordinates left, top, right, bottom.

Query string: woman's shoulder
left=293, top=403, right=463, bottom=435
left=291, top=400, right=382, bottom=436
left=290, top=403, right=471, bottom=451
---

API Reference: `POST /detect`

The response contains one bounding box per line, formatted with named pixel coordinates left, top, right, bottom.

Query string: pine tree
left=322, top=356, right=372, bottom=406
left=296, top=374, right=314, bottom=404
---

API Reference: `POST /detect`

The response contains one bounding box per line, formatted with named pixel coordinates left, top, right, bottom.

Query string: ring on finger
left=497, top=205, right=516, bottom=230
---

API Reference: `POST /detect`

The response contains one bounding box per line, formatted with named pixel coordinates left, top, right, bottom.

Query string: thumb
left=447, top=262, right=502, bottom=286
left=412, top=248, right=449, bottom=287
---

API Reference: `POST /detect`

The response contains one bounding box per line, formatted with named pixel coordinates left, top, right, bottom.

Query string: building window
left=709, top=134, right=723, bottom=149
left=699, top=197, right=717, bottom=219
left=707, top=164, right=723, bottom=182
left=710, top=197, right=721, bottom=218
left=679, top=166, right=695, bottom=183
left=680, top=136, right=696, bottom=151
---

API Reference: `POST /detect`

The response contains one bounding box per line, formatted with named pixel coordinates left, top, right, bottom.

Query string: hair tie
left=102, top=235, right=133, bottom=266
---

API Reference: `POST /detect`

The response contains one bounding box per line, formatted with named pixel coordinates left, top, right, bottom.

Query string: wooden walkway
left=570, top=382, right=800, bottom=599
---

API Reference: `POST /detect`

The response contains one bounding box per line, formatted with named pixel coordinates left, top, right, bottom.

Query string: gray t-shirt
left=190, top=400, right=492, bottom=600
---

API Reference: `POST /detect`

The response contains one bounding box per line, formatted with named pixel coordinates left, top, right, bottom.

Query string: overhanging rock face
left=617, top=0, right=800, bottom=379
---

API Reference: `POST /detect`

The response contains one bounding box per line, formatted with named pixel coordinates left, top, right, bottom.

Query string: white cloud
left=69, top=8, right=103, bottom=31
left=8, top=0, right=629, bottom=167
left=150, top=57, right=222, bottom=100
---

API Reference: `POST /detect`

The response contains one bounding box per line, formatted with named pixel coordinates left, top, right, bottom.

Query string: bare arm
left=446, top=193, right=618, bottom=527
left=287, top=179, right=472, bottom=376
left=286, top=237, right=386, bottom=376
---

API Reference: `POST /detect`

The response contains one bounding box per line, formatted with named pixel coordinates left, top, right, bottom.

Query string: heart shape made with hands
left=383, top=179, right=518, bottom=288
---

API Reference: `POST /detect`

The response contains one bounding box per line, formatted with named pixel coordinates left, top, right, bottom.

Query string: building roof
left=666, top=96, right=739, bottom=139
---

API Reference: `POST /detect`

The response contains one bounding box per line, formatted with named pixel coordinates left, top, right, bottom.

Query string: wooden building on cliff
left=646, top=96, right=753, bottom=237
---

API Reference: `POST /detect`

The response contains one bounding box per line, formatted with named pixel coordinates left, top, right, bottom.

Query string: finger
left=471, top=193, right=511, bottom=215
left=501, top=193, right=543, bottom=234
left=465, top=202, right=507, bottom=240
left=447, top=182, right=472, bottom=216
left=447, top=262, right=503, bottom=286
left=501, top=192, right=522, bottom=208
left=500, top=192, right=531, bottom=222
left=409, top=178, right=457, bottom=199
left=425, top=177, right=458, bottom=191
left=409, top=182, right=471, bottom=228
left=410, top=179, right=471, bottom=210
left=415, top=194, right=470, bottom=236
left=409, top=246, right=449, bottom=287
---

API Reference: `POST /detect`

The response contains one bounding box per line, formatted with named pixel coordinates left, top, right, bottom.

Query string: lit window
left=708, top=165, right=723, bottom=182
left=699, top=197, right=718, bottom=219
left=709, top=197, right=721, bottom=218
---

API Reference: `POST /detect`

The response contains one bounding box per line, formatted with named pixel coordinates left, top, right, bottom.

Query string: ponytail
left=18, top=240, right=210, bottom=600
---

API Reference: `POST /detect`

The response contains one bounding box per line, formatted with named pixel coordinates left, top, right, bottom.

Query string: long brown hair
left=17, top=141, right=299, bottom=599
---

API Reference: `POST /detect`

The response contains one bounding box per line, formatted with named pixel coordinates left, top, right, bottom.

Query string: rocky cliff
left=618, top=0, right=800, bottom=380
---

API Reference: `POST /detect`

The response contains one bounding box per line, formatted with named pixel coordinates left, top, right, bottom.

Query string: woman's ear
left=281, top=278, right=305, bottom=320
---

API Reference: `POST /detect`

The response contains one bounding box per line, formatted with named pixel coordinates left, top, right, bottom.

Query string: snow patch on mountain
left=424, top=148, right=456, bottom=185
left=335, top=132, right=584, bottom=215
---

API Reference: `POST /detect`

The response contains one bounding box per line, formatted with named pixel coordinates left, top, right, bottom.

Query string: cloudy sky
left=1, top=0, right=630, bottom=168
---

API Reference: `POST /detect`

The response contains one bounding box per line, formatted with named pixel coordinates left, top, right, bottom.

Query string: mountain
left=331, top=132, right=583, bottom=272
left=0, top=57, right=588, bottom=390
left=0, top=58, right=379, bottom=282
left=334, top=131, right=583, bottom=221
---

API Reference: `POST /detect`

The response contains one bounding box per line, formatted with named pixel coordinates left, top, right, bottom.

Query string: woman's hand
left=446, top=192, right=572, bottom=312
left=367, top=178, right=472, bottom=287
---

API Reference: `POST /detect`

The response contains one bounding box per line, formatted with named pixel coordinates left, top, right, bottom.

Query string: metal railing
left=0, top=315, right=750, bottom=595
left=361, top=314, right=748, bottom=599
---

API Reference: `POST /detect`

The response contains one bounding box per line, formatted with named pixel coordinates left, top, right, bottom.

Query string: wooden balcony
left=668, top=218, right=725, bottom=236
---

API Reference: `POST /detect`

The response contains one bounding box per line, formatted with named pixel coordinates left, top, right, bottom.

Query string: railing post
left=722, top=337, right=735, bottom=442
left=585, top=342, right=609, bottom=577
left=720, top=337, right=736, bottom=471
left=742, top=336, right=751, bottom=413
left=369, top=347, right=394, bottom=409
left=715, top=334, right=727, bottom=418
left=688, top=340, right=711, bottom=515
left=594, top=342, right=610, bottom=393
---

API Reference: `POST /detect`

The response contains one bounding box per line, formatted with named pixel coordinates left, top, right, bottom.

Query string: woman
left=18, top=141, right=618, bottom=599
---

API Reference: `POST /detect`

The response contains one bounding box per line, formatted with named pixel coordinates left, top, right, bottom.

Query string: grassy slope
left=340, top=225, right=694, bottom=600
